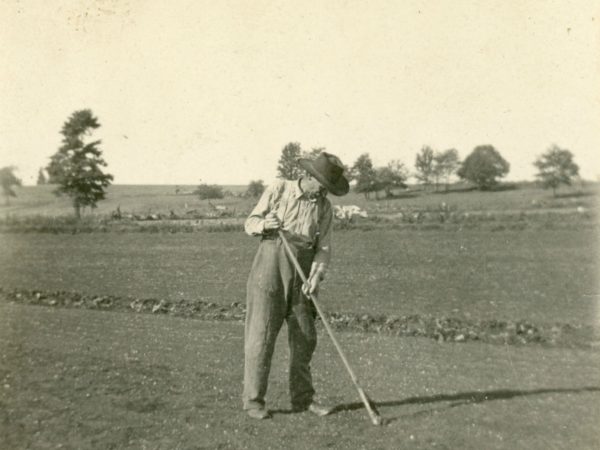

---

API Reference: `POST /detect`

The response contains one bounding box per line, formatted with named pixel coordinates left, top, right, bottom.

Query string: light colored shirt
left=245, top=179, right=333, bottom=279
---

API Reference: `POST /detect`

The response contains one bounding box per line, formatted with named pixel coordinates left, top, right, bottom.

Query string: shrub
left=194, top=184, right=224, bottom=200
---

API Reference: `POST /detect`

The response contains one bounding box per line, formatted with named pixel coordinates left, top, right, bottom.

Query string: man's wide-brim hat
left=297, top=152, right=350, bottom=196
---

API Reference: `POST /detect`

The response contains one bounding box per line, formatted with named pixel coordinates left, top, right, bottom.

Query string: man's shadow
left=327, top=386, right=600, bottom=423
left=270, top=386, right=600, bottom=417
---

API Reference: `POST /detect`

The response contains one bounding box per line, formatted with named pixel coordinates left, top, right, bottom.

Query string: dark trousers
left=243, top=237, right=317, bottom=410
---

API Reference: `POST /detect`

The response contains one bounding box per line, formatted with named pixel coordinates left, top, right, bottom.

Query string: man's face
left=303, top=173, right=324, bottom=195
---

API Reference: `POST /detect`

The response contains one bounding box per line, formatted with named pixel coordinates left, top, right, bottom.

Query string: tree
left=277, top=142, right=303, bottom=180
left=0, top=166, right=22, bottom=206
left=352, top=153, right=377, bottom=199
left=195, top=183, right=224, bottom=200
left=36, top=168, right=47, bottom=185
left=414, top=146, right=435, bottom=188
left=457, top=145, right=510, bottom=190
left=534, top=144, right=579, bottom=196
left=302, top=147, right=324, bottom=160
left=376, top=160, right=408, bottom=197
left=433, top=149, right=461, bottom=191
left=246, top=179, right=265, bottom=198
left=46, top=109, right=113, bottom=218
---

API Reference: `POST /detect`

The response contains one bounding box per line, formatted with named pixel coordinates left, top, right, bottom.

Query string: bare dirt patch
left=1, top=303, right=599, bottom=449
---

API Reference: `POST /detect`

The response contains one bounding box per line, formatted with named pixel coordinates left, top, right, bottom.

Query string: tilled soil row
left=0, top=287, right=594, bottom=348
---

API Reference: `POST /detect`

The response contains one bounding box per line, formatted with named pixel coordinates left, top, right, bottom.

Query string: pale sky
left=1, top=0, right=599, bottom=185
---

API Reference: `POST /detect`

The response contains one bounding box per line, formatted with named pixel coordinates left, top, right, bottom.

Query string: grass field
left=0, top=229, right=597, bottom=328
left=1, top=182, right=597, bottom=219
left=0, top=185, right=254, bottom=218
left=1, top=303, right=599, bottom=449
left=0, top=183, right=598, bottom=448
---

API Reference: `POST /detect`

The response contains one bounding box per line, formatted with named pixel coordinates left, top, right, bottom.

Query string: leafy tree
left=352, top=153, right=377, bottom=199
left=534, top=144, right=579, bottom=196
left=246, top=179, right=265, bottom=198
left=37, top=168, right=47, bottom=185
left=0, top=166, right=22, bottom=205
left=302, top=147, right=324, bottom=160
left=46, top=109, right=113, bottom=218
left=433, top=149, right=461, bottom=191
left=376, top=160, right=408, bottom=197
left=195, top=183, right=224, bottom=200
left=277, top=142, right=303, bottom=180
left=457, top=145, right=510, bottom=190
left=414, top=146, right=435, bottom=188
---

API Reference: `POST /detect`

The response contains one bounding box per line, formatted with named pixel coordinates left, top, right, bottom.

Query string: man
left=243, top=152, right=349, bottom=420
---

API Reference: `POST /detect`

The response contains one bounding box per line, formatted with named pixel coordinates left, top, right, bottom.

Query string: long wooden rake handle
left=277, top=230, right=382, bottom=426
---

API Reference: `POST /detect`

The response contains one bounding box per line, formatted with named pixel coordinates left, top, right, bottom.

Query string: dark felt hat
left=297, top=152, right=349, bottom=196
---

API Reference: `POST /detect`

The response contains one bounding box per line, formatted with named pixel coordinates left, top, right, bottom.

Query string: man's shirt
left=245, top=179, right=333, bottom=277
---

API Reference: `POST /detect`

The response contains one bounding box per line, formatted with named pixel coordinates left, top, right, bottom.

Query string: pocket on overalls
left=249, top=240, right=281, bottom=294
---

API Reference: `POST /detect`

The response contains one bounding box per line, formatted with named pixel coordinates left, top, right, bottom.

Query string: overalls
left=242, top=232, right=318, bottom=411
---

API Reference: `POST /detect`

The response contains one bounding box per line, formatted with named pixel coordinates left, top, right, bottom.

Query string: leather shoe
left=247, top=408, right=271, bottom=420
left=293, top=402, right=333, bottom=417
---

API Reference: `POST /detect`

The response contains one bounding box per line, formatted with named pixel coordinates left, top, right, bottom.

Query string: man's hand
left=302, top=273, right=321, bottom=297
left=263, top=212, right=281, bottom=231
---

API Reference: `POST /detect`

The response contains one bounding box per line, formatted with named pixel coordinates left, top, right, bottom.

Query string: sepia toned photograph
left=1, top=1, right=599, bottom=448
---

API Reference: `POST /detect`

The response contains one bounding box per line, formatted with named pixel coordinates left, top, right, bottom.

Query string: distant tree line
left=198, top=141, right=581, bottom=202
left=0, top=114, right=584, bottom=216
left=274, top=141, right=582, bottom=199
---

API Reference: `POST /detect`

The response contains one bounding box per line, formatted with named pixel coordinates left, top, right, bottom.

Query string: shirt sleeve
left=244, top=181, right=277, bottom=236
left=310, top=200, right=333, bottom=280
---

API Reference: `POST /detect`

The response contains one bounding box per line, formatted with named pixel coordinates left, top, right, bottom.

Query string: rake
left=277, top=230, right=384, bottom=426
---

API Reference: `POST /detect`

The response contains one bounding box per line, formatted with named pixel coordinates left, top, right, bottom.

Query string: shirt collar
left=294, top=178, right=305, bottom=199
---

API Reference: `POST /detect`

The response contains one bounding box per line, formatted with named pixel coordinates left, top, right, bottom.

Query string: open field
left=0, top=185, right=254, bottom=218
left=1, top=183, right=597, bottom=220
left=1, top=303, right=599, bottom=449
left=0, top=183, right=598, bottom=448
left=0, top=228, right=597, bottom=328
